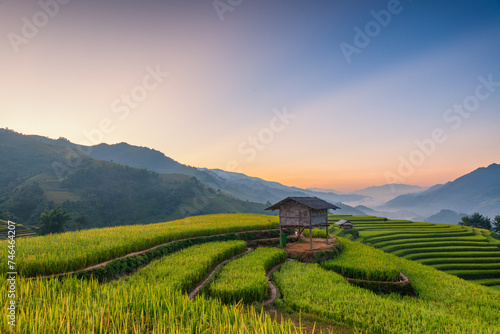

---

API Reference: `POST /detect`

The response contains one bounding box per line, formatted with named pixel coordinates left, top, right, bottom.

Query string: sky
left=1, top=0, right=499, bottom=192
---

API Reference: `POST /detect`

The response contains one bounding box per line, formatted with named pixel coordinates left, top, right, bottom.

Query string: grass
left=392, top=246, right=500, bottom=257
left=209, top=247, right=287, bottom=303
left=0, top=213, right=278, bottom=277
left=406, top=251, right=500, bottom=260
left=445, top=269, right=500, bottom=280
left=3, top=273, right=302, bottom=333
left=418, top=257, right=500, bottom=265
left=344, top=215, right=500, bottom=286
left=373, top=235, right=488, bottom=248
left=431, top=263, right=500, bottom=271
left=471, top=278, right=500, bottom=286
left=380, top=241, right=494, bottom=253
left=122, top=240, right=247, bottom=293
left=328, top=215, right=387, bottom=221
left=321, top=238, right=401, bottom=282
left=274, top=240, right=500, bottom=333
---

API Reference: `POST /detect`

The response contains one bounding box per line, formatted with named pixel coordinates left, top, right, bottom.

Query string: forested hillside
left=0, top=130, right=266, bottom=229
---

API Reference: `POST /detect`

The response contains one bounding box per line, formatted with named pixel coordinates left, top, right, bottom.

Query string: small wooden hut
left=335, top=219, right=354, bottom=229
left=265, top=197, right=340, bottom=249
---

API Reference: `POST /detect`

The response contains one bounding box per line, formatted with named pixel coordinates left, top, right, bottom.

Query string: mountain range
left=2, top=129, right=499, bottom=227
left=29, top=135, right=367, bottom=215
left=0, top=130, right=266, bottom=228
left=381, top=163, right=500, bottom=218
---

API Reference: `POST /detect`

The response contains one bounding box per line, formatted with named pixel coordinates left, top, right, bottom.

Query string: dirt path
left=263, top=260, right=287, bottom=306
left=29, top=229, right=279, bottom=280
left=188, top=247, right=253, bottom=300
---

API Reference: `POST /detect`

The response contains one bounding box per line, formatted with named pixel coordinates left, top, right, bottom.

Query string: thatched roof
left=265, top=197, right=340, bottom=211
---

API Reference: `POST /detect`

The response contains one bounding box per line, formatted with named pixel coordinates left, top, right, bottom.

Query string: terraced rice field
left=321, top=238, right=400, bottom=282
left=0, top=220, right=37, bottom=240
left=3, top=240, right=302, bottom=333
left=0, top=213, right=278, bottom=277
left=208, top=247, right=287, bottom=303
left=329, top=215, right=500, bottom=289
left=3, top=213, right=500, bottom=333
left=122, top=240, right=247, bottom=293
left=274, top=238, right=500, bottom=333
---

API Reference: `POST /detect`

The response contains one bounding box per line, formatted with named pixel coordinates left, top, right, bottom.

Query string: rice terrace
left=2, top=211, right=499, bottom=333
left=2, top=1, right=500, bottom=332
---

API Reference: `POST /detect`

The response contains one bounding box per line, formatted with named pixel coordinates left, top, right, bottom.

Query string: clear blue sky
left=1, top=0, right=499, bottom=191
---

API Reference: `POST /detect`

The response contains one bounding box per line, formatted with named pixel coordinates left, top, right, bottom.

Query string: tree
left=459, top=212, right=492, bottom=230
left=40, top=207, right=71, bottom=235
left=493, top=215, right=500, bottom=233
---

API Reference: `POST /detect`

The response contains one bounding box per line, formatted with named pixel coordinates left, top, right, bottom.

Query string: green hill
left=0, top=130, right=267, bottom=229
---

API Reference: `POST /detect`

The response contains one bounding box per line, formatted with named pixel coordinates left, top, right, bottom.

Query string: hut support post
left=326, top=225, right=330, bottom=245
left=310, top=227, right=313, bottom=250
left=279, top=226, right=283, bottom=247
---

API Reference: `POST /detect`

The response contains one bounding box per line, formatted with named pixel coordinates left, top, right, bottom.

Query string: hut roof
left=265, top=197, right=340, bottom=211
left=335, top=219, right=352, bottom=225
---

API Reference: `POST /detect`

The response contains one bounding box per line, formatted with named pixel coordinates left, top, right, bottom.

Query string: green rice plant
left=328, top=215, right=387, bottom=221
left=322, top=237, right=401, bottom=282
left=372, top=235, right=488, bottom=248
left=354, top=223, right=434, bottom=230
left=363, top=231, right=474, bottom=244
left=1, top=240, right=309, bottom=333
left=0, top=213, right=278, bottom=277
left=445, top=269, right=500, bottom=280
left=344, top=217, right=500, bottom=286
left=381, top=241, right=495, bottom=253
left=274, top=250, right=500, bottom=333
left=471, top=278, right=500, bottom=286
left=209, top=247, right=287, bottom=303
left=2, top=275, right=303, bottom=333
left=302, top=227, right=328, bottom=238
left=123, top=240, right=247, bottom=292
left=393, top=246, right=500, bottom=257
left=406, top=251, right=500, bottom=260
left=430, top=263, right=500, bottom=271
left=417, top=257, right=500, bottom=265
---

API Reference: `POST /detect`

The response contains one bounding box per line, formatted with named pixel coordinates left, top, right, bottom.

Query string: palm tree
left=40, top=207, right=71, bottom=235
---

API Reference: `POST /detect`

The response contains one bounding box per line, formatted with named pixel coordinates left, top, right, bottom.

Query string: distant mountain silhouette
left=29, top=134, right=366, bottom=215
left=426, top=209, right=467, bottom=225
left=353, top=184, right=427, bottom=197
left=382, top=164, right=500, bottom=217
left=344, top=183, right=428, bottom=208
left=0, top=130, right=266, bottom=227
left=27, top=133, right=499, bottom=219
